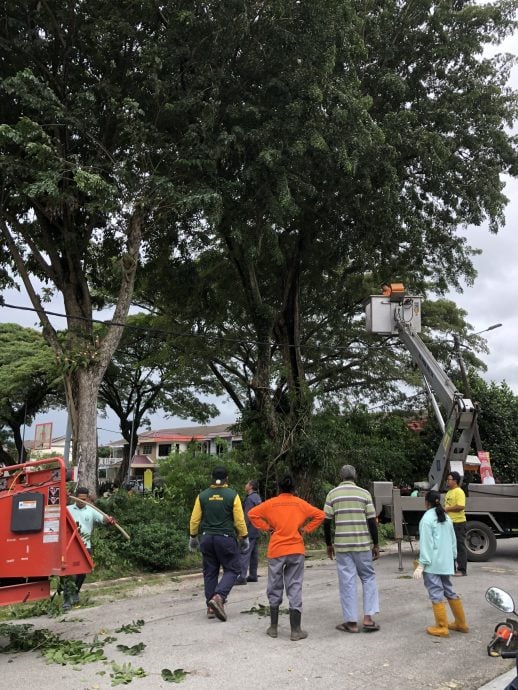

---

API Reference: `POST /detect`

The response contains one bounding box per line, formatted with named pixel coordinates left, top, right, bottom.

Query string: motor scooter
left=485, top=586, right=518, bottom=690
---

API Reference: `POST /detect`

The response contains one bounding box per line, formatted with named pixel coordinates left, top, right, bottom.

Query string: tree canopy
left=0, top=1, right=196, bottom=491
left=139, top=0, right=517, bottom=474
left=0, top=323, right=63, bottom=462
left=1, top=0, right=516, bottom=488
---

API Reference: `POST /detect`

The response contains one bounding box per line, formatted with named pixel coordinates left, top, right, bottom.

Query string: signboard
left=34, top=422, right=53, bottom=450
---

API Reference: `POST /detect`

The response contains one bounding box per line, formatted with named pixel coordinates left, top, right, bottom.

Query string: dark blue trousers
left=200, top=534, right=241, bottom=604
left=240, top=536, right=259, bottom=579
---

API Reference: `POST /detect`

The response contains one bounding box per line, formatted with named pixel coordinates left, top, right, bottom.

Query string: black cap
left=212, top=467, right=228, bottom=484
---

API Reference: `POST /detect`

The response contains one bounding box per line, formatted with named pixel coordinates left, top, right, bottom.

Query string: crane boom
left=365, top=286, right=478, bottom=489
left=365, top=284, right=518, bottom=566
left=393, top=298, right=478, bottom=489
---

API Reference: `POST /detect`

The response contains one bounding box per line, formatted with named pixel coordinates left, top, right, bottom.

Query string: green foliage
left=471, top=375, right=518, bottom=482
left=110, top=661, right=147, bottom=686
left=0, top=623, right=106, bottom=665
left=378, top=523, right=395, bottom=544
left=139, top=0, right=518, bottom=477
left=114, top=620, right=145, bottom=634
left=161, top=668, right=189, bottom=683
left=287, top=409, right=430, bottom=504
left=0, top=323, right=63, bottom=459
left=240, top=603, right=289, bottom=617
left=42, top=639, right=106, bottom=666
left=97, top=313, right=220, bottom=484
left=129, top=523, right=187, bottom=571
left=158, top=449, right=254, bottom=510
left=116, top=642, right=146, bottom=656
left=93, top=492, right=189, bottom=573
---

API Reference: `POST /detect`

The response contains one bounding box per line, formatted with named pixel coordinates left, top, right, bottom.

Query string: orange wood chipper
left=0, top=456, right=93, bottom=606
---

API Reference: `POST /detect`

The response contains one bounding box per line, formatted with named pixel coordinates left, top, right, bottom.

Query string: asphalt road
left=1, top=538, right=518, bottom=690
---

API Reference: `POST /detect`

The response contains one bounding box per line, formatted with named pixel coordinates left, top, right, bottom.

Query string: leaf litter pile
left=0, top=620, right=189, bottom=685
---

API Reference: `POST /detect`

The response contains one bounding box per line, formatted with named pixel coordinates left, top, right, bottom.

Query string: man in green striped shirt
left=324, top=464, right=380, bottom=633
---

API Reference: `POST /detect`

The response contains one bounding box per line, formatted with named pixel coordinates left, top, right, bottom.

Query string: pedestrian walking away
left=413, top=489, right=469, bottom=637
left=189, top=466, right=248, bottom=622
left=63, top=486, right=116, bottom=610
left=236, top=479, right=262, bottom=585
left=444, top=471, right=468, bottom=576
left=324, top=464, right=381, bottom=634
left=248, top=475, right=325, bottom=641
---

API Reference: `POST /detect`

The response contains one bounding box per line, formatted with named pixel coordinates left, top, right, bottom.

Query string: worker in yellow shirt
left=444, top=471, right=467, bottom=576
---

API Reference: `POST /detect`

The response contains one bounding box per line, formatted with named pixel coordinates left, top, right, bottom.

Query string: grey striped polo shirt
left=324, top=481, right=376, bottom=552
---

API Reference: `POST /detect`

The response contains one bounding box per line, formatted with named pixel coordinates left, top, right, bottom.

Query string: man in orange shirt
left=248, top=475, right=325, bottom=641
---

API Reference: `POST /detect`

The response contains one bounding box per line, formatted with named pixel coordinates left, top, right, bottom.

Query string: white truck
left=365, top=285, right=518, bottom=566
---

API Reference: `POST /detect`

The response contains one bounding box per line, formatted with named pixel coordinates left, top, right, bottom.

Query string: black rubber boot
left=267, top=606, right=279, bottom=638
left=289, top=608, right=308, bottom=641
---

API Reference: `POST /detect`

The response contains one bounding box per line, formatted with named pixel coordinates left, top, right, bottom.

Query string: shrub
left=129, top=523, right=187, bottom=571
left=92, top=491, right=189, bottom=574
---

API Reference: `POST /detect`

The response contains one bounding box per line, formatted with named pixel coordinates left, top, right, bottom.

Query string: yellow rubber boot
left=447, top=597, right=469, bottom=633
left=427, top=602, right=449, bottom=637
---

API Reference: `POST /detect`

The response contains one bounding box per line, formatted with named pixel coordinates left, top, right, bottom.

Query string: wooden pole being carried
left=72, top=495, right=131, bottom=541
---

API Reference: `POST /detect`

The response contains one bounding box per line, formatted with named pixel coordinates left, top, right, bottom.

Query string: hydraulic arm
left=365, top=286, right=478, bottom=490
left=392, top=296, right=478, bottom=490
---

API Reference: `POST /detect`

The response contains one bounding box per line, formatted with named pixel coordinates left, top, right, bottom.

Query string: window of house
left=141, top=443, right=153, bottom=455
left=158, top=444, right=172, bottom=457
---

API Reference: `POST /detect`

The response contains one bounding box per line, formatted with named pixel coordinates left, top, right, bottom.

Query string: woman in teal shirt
left=412, top=490, right=469, bottom=637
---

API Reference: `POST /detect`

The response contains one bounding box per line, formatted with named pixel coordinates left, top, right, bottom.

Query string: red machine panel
left=0, top=457, right=93, bottom=604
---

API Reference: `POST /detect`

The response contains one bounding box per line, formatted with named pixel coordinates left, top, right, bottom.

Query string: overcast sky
left=445, top=174, right=518, bottom=392
left=1, top=32, right=516, bottom=444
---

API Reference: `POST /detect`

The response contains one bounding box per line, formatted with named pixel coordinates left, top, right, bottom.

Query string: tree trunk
left=1, top=207, right=143, bottom=499
left=114, top=417, right=139, bottom=487
left=11, top=423, right=26, bottom=464
left=0, top=445, right=15, bottom=466
left=68, top=367, right=103, bottom=494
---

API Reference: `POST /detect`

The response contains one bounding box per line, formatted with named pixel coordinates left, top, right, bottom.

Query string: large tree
left=0, top=2, right=199, bottom=492
left=141, top=0, right=517, bottom=475
left=0, top=323, right=63, bottom=463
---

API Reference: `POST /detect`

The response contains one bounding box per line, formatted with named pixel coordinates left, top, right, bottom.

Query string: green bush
left=92, top=491, right=189, bottom=574
left=158, top=450, right=255, bottom=508
left=378, top=522, right=394, bottom=544
left=129, top=523, right=187, bottom=571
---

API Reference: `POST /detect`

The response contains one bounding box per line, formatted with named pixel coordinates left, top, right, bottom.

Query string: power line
left=0, top=300, right=379, bottom=355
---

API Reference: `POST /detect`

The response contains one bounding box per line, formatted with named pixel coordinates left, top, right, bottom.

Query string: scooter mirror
left=486, top=587, right=516, bottom=614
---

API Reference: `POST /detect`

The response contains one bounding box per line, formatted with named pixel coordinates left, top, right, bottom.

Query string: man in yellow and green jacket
left=189, top=466, right=248, bottom=621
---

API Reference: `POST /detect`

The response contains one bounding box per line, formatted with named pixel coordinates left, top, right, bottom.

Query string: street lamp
left=452, top=323, right=502, bottom=452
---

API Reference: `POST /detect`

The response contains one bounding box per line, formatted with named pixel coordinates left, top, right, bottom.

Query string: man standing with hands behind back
left=444, top=471, right=467, bottom=576
left=324, top=464, right=381, bottom=634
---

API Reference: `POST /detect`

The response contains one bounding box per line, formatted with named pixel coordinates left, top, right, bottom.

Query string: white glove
left=189, top=536, right=200, bottom=552
left=413, top=563, right=424, bottom=580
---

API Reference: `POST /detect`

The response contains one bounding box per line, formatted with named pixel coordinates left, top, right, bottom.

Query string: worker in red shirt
left=248, top=476, right=325, bottom=641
